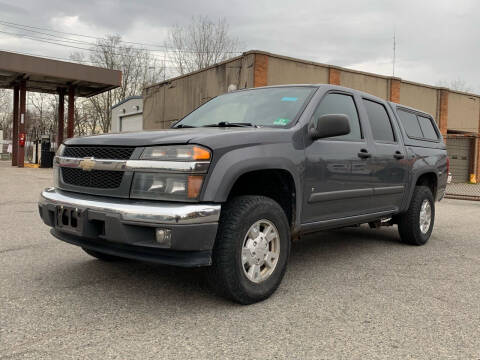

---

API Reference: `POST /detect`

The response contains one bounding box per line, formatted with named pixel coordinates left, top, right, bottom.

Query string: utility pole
left=163, top=51, right=166, bottom=81
left=392, top=31, right=396, bottom=77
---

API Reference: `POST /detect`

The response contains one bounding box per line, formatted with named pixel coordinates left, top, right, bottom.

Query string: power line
left=0, top=29, right=180, bottom=65
left=0, top=19, right=243, bottom=54
left=0, top=19, right=167, bottom=48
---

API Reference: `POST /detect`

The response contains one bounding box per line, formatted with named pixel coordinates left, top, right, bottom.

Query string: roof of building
left=111, top=96, right=143, bottom=110
left=0, top=51, right=122, bottom=97
left=144, top=49, right=480, bottom=99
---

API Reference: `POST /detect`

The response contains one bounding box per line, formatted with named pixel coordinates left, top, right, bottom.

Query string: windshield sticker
left=281, top=97, right=298, bottom=102
left=273, top=118, right=291, bottom=126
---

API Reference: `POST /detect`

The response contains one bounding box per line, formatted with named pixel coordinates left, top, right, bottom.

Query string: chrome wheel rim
left=241, top=219, right=280, bottom=283
left=419, top=199, right=432, bottom=234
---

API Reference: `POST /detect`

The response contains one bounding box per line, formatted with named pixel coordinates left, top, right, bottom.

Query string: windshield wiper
left=174, top=124, right=196, bottom=128
left=203, top=121, right=257, bottom=128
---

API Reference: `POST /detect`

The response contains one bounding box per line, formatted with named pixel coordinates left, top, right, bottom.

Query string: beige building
left=143, top=50, right=480, bottom=183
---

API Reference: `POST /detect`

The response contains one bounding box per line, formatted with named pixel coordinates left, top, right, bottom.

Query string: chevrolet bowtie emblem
left=79, top=157, right=96, bottom=171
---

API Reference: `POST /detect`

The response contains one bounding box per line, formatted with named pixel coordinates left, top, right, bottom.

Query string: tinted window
left=363, top=100, right=395, bottom=142
left=312, top=93, right=362, bottom=140
left=418, top=116, right=438, bottom=140
left=397, top=109, right=423, bottom=138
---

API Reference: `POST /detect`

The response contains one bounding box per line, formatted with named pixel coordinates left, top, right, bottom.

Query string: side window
left=397, top=109, right=423, bottom=138
left=363, top=99, right=395, bottom=142
left=312, top=93, right=362, bottom=140
left=418, top=116, right=439, bottom=140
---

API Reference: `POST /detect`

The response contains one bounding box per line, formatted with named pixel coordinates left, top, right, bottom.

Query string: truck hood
left=64, top=127, right=292, bottom=148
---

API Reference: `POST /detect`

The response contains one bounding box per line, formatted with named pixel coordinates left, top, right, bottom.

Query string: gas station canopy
left=0, top=50, right=121, bottom=97
left=0, top=50, right=122, bottom=168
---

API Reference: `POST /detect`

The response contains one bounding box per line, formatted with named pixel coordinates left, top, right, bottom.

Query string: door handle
left=358, top=149, right=371, bottom=159
left=393, top=151, right=404, bottom=160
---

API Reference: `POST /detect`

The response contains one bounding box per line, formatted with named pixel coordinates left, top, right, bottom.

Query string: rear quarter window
left=397, top=108, right=439, bottom=141
left=418, top=115, right=439, bottom=140
left=397, top=109, right=423, bottom=138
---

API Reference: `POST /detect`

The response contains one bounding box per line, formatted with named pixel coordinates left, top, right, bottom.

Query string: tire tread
left=397, top=186, right=434, bottom=246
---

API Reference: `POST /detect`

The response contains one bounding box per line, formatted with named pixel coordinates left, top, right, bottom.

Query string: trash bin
left=40, top=136, right=53, bottom=168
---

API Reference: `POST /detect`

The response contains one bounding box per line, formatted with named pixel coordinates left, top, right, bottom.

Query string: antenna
left=392, top=30, right=396, bottom=77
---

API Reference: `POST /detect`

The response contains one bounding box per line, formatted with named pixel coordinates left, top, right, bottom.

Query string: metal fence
left=445, top=183, right=480, bottom=201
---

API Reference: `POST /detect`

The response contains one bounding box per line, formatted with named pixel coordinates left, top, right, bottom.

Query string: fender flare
left=202, top=147, right=303, bottom=228
left=402, top=169, right=438, bottom=211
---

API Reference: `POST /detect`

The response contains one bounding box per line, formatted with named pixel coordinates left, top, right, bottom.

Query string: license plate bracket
left=56, top=206, right=84, bottom=234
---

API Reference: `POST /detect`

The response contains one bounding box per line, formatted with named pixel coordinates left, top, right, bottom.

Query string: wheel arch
left=202, top=155, right=302, bottom=232
left=403, top=170, right=438, bottom=211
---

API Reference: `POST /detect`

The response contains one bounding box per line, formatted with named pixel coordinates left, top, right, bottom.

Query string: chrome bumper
left=39, top=187, right=221, bottom=225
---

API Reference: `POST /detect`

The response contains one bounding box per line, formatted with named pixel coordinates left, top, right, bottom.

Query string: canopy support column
left=11, top=84, right=19, bottom=166
left=67, top=86, right=75, bottom=139
left=17, top=80, right=26, bottom=168
left=57, top=89, right=65, bottom=146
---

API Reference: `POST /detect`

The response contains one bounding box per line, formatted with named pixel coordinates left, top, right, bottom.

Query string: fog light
left=155, top=228, right=172, bottom=247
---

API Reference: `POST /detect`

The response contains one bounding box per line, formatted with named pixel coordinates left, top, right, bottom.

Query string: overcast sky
left=0, top=0, right=478, bottom=92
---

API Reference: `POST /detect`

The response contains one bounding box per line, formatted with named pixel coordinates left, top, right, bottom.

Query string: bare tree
left=71, top=35, right=164, bottom=134
left=0, top=89, right=12, bottom=140
left=437, top=79, right=473, bottom=93
left=29, top=93, right=56, bottom=138
left=167, top=16, right=240, bottom=74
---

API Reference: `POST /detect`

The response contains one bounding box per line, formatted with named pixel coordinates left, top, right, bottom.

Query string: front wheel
left=397, top=186, right=435, bottom=245
left=209, top=196, right=291, bottom=304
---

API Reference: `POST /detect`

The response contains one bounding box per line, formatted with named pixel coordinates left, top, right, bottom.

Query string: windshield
left=174, top=87, right=315, bottom=128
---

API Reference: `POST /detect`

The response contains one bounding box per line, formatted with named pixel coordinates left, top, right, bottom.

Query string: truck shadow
left=52, top=226, right=404, bottom=305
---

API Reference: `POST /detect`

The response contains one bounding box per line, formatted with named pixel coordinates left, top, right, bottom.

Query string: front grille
left=61, top=168, right=124, bottom=189
left=63, top=146, right=135, bottom=160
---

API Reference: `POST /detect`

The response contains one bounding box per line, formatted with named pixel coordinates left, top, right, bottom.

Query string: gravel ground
left=1, top=160, right=480, bottom=359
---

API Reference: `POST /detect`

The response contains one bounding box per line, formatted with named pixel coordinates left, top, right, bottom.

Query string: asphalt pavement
left=1, top=160, right=479, bottom=359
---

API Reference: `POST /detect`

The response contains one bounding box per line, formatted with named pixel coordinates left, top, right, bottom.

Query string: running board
left=300, top=209, right=397, bottom=234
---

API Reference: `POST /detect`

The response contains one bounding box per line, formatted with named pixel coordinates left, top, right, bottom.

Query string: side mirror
left=309, top=114, right=351, bottom=140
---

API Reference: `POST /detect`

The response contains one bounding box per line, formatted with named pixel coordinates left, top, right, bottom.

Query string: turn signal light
left=188, top=175, right=204, bottom=198
left=193, top=146, right=211, bottom=161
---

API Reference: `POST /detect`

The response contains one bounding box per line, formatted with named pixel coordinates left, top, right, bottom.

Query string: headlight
left=56, top=144, right=65, bottom=156
left=131, top=173, right=204, bottom=201
left=53, top=144, right=64, bottom=187
left=131, top=145, right=210, bottom=201
left=141, top=145, right=210, bottom=161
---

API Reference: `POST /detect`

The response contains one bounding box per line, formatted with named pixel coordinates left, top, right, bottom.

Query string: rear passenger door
left=361, top=98, right=408, bottom=212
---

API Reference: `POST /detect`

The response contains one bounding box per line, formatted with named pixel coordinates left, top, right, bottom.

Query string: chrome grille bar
left=55, top=156, right=210, bottom=174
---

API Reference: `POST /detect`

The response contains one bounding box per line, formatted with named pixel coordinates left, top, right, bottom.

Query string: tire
left=208, top=195, right=291, bottom=304
left=397, top=186, right=435, bottom=245
left=82, top=247, right=124, bottom=261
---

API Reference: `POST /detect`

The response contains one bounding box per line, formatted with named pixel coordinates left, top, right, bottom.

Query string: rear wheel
left=209, top=196, right=290, bottom=304
left=397, top=186, right=435, bottom=245
left=82, top=247, right=124, bottom=261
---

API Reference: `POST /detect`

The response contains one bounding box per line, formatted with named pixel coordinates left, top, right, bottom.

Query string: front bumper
left=38, top=187, right=221, bottom=267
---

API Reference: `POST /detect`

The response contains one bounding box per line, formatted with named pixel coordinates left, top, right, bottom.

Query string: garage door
left=120, top=114, right=143, bottom=132
left=446, top=137, right=472, bottom=183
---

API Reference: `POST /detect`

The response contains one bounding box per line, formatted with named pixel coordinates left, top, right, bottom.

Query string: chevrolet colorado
left=39, top=85, right=448, bottom=304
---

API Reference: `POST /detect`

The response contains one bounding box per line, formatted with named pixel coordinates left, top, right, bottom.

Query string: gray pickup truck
left=39, top=85, right=448, bottom=304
